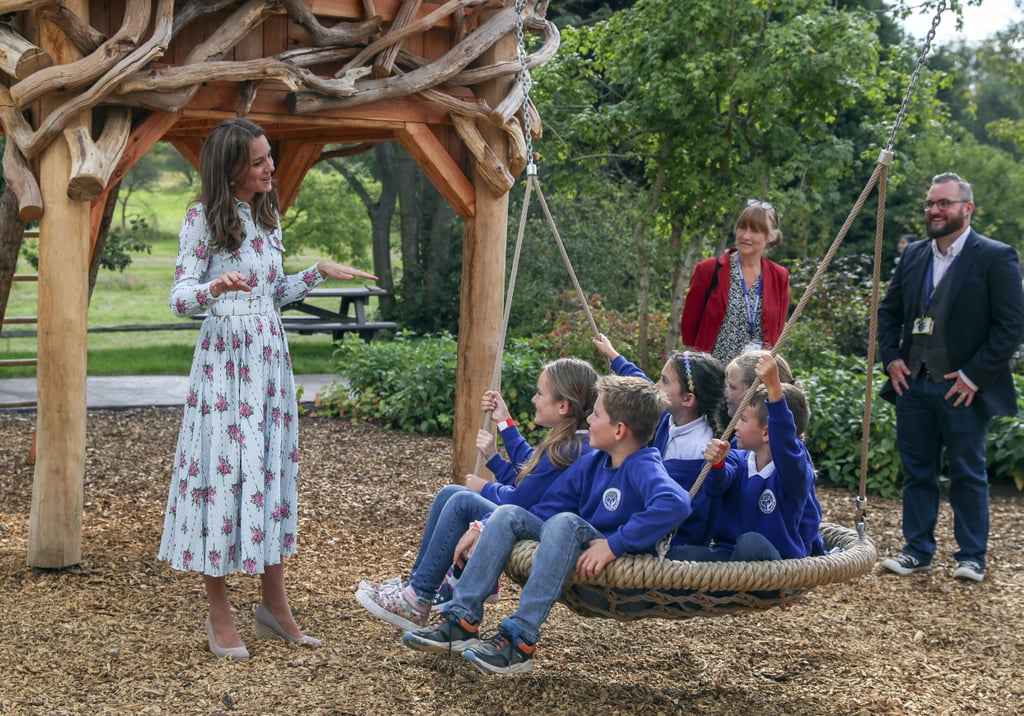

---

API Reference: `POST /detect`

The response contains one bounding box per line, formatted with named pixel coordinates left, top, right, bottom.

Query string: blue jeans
left=447, top=506, right=601, bottom=645
left=406, top=485, right=499, bottom=604
left=667, top=532, right=781, bottom=562
left=895, top=373, right=991, bottom=568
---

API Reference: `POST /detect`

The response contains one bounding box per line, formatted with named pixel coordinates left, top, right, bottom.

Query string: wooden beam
left=1, top=136, right=43, bottom=221
left=452, top=6, right=514, bottom=482
left=308, top=0, right=460, bottom=27
left=0, top=23, right=52, bottom=79
left=273, top=139, right=324, bottom=211
left=66, top=107, right=132, bottom=202
left=29, top=0, right=90, bottom=569
left=396, top=122, right=474, bottom=217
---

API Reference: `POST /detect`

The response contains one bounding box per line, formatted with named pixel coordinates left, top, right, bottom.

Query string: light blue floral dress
left=158, top=201, right=324, bottom=576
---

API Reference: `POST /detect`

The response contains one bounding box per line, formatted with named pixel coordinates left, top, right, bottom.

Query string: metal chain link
left=886, top=0, right=946, bottom=152
left=514, top=0, right=535, bottom=173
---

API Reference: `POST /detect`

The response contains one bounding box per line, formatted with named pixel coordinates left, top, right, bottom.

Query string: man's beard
left=925, top=210, right=967, bottom=239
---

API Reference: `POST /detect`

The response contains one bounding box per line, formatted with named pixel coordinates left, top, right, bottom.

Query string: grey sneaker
left=463, top=628, right=536, bottom=675
left=402, top=613, right=480, bottom=654
left=355, top=586, right=429, bottom=630
left=881, top=553, right=931, bottom=576
left=952, top=560, right=984, bottom=582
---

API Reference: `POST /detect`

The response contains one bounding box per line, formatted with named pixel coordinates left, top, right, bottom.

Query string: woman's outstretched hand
left=316, top=261, right=378, bottom=282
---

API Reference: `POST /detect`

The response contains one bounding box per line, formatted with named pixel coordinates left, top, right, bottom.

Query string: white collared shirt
left=930, top=227, right=970, bottom=288
left=746, top=451, right=775, bottom=480
left=663, top=415, right=713, bottom=461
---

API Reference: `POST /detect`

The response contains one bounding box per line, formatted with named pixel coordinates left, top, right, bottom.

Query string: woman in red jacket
left=680, top=200, right=790, bottom=364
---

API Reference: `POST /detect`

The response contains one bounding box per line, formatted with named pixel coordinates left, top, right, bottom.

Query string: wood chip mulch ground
left=1, top=408, right=1021, bottom=715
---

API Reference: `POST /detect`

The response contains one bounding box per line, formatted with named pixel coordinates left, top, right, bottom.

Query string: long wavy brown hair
left=514, top=357, right=599, bottom=485
left=196, top=118, right=279, bottom=253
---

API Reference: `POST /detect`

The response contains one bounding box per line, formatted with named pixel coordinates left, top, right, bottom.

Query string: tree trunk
left=395, top=142, right=421, bottom=320
left=368, top=143, right=397, bottom=318
left=88, top=182, right=120, bottom=300
left=0, top=186, right=28, bottom=324
left=633, top=147, right=668, bottom=373
left=422, top=184, right=453, bottom=327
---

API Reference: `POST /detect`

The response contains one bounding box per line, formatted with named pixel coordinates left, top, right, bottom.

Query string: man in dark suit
left=877, top=173, right=1024, bottom=583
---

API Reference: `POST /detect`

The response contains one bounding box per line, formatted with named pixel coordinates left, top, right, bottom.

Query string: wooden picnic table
left=280, top=286, right=397, bottom=341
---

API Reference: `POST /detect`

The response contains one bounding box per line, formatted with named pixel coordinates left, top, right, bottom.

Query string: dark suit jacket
left=877, top=228, right=1024, bottom=419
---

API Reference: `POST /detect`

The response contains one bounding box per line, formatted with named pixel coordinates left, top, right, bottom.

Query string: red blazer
left=680, top=249, right=790, bottom=353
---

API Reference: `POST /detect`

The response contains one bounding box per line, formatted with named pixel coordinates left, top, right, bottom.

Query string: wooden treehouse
left=0, top=0, right=558, bottom=568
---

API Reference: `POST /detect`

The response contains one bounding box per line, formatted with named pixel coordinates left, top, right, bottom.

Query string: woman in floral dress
left=158, top=118, right=376, bottom=659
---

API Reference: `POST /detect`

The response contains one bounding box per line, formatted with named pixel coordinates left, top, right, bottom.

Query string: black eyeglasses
left=923, top=199, right=968, bottom=211
left=747, top=199, right=774, bottom=211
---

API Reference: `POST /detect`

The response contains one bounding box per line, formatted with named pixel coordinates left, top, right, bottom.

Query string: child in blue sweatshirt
left=593, top=334, right=726, bottom=547
left=723, top=349, right=824, bottom=556
left=675, top=353, right=815, bottom=561
left=402, top=375, right=691, bottom=675
left=355, top=357, right=598, bottom=629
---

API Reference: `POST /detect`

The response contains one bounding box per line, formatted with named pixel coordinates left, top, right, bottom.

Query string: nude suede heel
left=254, top=603, right=321, bottom=646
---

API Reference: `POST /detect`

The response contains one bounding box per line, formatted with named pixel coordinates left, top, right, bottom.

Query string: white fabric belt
left=208, top=296, right=277, bottom=316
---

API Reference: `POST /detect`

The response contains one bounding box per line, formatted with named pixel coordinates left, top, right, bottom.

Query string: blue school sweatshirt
left=609, top=355, right=720, bottom=546
left=726, top=435, right=826, bottom=557
left=713, top=397, right=816, bottom=559
left=481, top=426, right=592, bottom=510
left=531, top=447, right=691, bottom=557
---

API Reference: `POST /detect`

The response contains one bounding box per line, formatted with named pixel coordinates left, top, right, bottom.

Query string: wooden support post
left=28, top=1, right=90, bottom=569
left=451, top=4, right=515, bottom=481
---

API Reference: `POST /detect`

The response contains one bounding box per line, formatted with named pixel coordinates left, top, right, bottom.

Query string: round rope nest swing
left=497, top=151, right=883, bottom=619
left=484, top=0, right=950, bottom=621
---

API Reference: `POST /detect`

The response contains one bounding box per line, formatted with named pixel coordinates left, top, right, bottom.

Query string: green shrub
left=316, top=331, right=548, bottom=438
left=528, top=291, right=670, bottom=373
left=801, top=356, right=1024, bottom=496
left=787, top=254, right=877, bottom=359
left=986, top=374, right=1024, bottom=490
left=802, top=358, right=902, bottom=499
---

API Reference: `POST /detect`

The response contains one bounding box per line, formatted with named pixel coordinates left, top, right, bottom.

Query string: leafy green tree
left=532, top=0, right=900, bottom=366
left=300, top=142, right=463, bottom=331
left=283, top=162, right=373, bottom=265
left=116, top=149, right=161, bottom=229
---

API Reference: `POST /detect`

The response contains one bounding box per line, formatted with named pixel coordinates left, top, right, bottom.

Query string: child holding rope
left=355, top=357, right=599, bottom=630
left=722, top=349, right=824, bottom=556
left=593, top=334, right=726, bottom=547
left=402, top=375, right=690, bottom=675
left=672, top=353, right=817, bottom=561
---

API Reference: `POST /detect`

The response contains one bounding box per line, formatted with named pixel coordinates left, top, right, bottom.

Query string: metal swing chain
left=885, top=0, right=945, bottom=154
left=515, top=0, right=536, bottom=175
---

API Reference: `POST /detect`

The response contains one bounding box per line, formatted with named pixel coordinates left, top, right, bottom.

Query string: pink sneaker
left=355, top=586, right=430, bottom=630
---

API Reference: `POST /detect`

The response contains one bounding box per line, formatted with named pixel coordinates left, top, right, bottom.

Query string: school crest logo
left=758, top=489, right=777, bottom=515
left=602, top=488, right=622, bottom=512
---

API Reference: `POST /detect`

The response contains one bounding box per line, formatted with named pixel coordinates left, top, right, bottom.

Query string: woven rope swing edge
left=503, top=523, right=877, bottom=620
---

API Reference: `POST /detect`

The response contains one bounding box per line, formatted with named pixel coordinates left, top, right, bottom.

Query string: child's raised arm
left=593, top=333, right=620, bottom=362
left=755, top=354, right=783, bottom=402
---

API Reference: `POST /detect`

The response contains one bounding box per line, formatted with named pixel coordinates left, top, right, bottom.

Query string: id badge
left=743, top=340, right=763, bottom=352
left=912, top=317, right=934, bottom=335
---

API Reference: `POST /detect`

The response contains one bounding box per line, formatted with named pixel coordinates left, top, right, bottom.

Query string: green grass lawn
left=2, top=181, right=370, bottom=378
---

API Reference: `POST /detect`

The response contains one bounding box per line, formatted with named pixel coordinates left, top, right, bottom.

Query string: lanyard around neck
left=737, top=254, right=762, bottom=337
